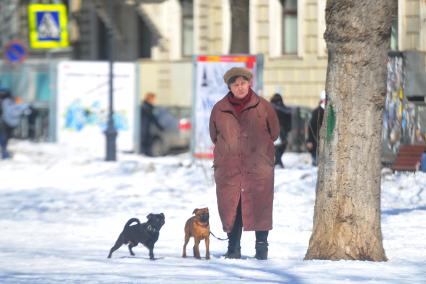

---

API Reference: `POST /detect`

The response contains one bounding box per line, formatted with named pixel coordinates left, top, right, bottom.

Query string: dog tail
left=124, top=218, right=140, bottom=229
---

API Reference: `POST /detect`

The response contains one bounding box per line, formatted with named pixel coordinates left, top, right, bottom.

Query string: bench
left=391, top=144, right=426, bottom=172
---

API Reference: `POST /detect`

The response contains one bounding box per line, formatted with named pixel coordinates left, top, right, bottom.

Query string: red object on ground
left=391, top=145, right=426, bottom=172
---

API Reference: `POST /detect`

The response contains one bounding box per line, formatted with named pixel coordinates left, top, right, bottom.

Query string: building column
left=420, top=0, right=426, bottom=52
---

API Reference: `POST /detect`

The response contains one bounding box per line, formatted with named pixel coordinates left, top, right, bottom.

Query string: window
left=97, top=18, right=108, bottom=60
left=137, top=16, right=152, bottom=58
left=281, top=0, right=298, bottom=54
left=390, top=11, right=398, bottom=50
left=317, top=0, right=326, bottom=56
left=181, top=0, right=193, bottom=57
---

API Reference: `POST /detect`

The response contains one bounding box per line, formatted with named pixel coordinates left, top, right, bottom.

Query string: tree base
left=304, top=241, right=388, bottom=261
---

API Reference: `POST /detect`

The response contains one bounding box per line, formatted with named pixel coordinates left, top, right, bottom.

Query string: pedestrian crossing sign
left=28, top=4, right=69, bottom=49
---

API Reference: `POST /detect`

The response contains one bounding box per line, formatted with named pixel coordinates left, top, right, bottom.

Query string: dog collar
left=147, top=224, right=157, bottom=233
left=197, top=221, right=209, bottom=227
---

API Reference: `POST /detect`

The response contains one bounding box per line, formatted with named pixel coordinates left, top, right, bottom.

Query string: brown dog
left=182, top=207, right=210, bottom=259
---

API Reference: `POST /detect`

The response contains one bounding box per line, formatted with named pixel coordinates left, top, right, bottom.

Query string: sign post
left=105, top=0, right=117, bottom=161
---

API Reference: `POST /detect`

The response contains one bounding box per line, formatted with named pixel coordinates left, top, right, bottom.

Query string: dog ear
left=192, top=208, right=198, bottom=215
left=147, top=213, right=153, bottom=220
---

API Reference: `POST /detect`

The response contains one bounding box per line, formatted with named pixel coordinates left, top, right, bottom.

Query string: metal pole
left=105, top=0, right=117, bottom=161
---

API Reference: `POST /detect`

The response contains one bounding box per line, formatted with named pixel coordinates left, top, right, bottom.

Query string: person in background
left=420, top=151, right=426, bottom=172
left=270, top=93, right=292, bottom=168
left=140, top=92, right=163, bottom=156
left=209, top=67, right=280, bottom=260
left=306, top=90, right=326, bottom=166
left=27, top=105, right=39, bottom=140
left=0, top=89, right=29, bottom=159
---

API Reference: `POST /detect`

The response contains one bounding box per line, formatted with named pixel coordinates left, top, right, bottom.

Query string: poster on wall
left=382, top=53, right=426, bottom=160
left=57, top=61, right=136, bottom=153
left=192, top=55, right=263, bottom=158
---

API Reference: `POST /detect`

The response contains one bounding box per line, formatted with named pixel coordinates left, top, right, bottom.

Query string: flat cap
left=223, top=67, right=253, bottom=84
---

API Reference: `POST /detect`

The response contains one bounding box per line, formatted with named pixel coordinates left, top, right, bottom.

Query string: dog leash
left=210, top=231, right=228, bottom=241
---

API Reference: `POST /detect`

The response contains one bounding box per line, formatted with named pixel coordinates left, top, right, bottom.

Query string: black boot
left=224, top=235, right=241, bottom=259
left=224, top=223, right=242, bottom=259
left=224, top=203, right=243, bottom=259
left=254, top=241, right=268, bottom=260
left=255, top=231, right=269, bottom=260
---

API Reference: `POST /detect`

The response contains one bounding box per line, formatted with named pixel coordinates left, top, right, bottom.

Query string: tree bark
left=305, top=0, right=397, bottom=261
left=230, top=0, right=249, bottom=53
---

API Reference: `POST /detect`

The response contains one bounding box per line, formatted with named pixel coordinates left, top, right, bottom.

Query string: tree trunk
left=305, top=0, right=397, bottom=261
left=230, top=0, right=249, bottom=53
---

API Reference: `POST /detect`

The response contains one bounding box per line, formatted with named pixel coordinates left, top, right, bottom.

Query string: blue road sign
left=28, top=4, right=69, bottom=49
left=36, top=10, right=61, bottom=41
left=3, top=40, right=27, bottom=63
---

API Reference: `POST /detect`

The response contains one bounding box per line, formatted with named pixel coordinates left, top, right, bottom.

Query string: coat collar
left=218, top=88, right=260, bottom=115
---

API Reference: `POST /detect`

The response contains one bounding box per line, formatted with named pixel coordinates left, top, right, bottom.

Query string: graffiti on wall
left=383, top=55, right=426, bottom=155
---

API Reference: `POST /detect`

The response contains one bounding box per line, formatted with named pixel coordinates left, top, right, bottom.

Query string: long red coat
left=209, top=91, right=280, bottom=232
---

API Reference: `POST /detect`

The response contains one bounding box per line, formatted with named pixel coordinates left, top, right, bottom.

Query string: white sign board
left=57, top=61, right=136, bottom=153
left=193, top=55, right=261, bottom=158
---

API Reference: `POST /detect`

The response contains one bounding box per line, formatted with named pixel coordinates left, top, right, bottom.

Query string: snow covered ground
left=0, top=141, right=425, bottom=284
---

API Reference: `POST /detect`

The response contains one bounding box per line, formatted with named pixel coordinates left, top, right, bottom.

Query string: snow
left=0, top=141, right=425, bottom=284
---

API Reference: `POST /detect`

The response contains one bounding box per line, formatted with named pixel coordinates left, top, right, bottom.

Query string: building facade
left=0, top=0, right=425, bottom=108
left=131, top=0, right=426, bottom=107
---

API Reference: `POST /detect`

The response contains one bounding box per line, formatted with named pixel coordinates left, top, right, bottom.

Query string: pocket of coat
left=214, top=165, right=239, bottom=185
left=213, top=164, right=224, bottom=180
left=263, top=143, right=275, bottom=167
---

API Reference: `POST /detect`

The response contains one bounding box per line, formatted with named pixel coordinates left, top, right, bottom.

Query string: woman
left=140, top=92, right=163, bottom=156
left=306, top=90, right=326, bottom=166
left=209, top=67, right=279, bottom=260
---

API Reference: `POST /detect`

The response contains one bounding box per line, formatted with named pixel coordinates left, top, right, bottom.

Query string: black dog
left=108, top=213, right=165, bottom=260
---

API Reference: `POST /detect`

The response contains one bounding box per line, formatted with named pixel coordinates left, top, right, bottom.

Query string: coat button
left=241, top=188, right=245, bottom=192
